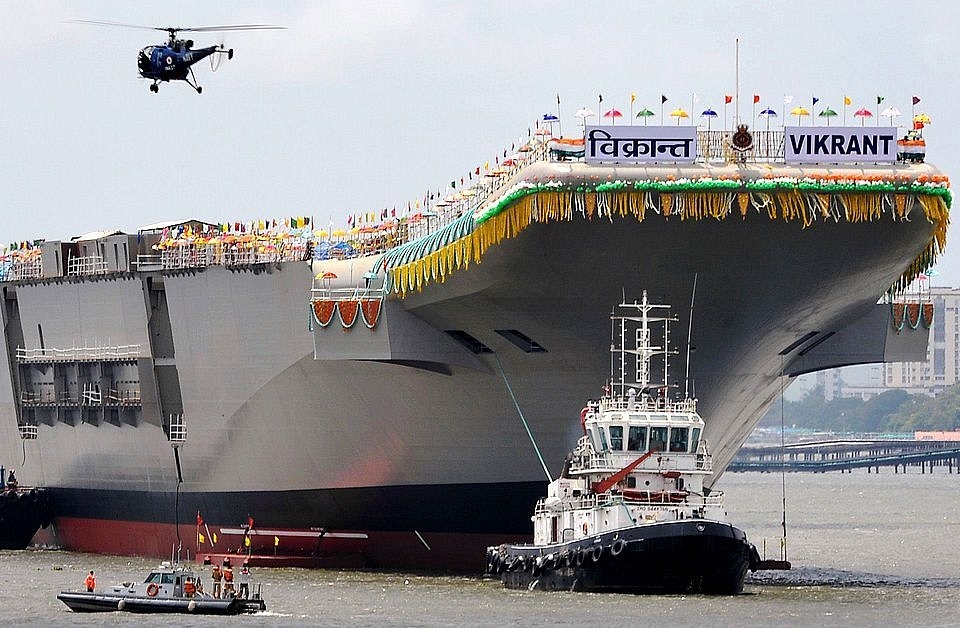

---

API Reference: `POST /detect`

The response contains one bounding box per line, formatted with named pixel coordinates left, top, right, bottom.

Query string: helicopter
left=69, top=20, right=284, bottom=93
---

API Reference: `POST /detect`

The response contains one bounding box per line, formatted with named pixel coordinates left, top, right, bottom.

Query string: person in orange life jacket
left=183, top=577, right=196, bottom=598
left=222, top=560, right=235, bottom=596
left=85, top=571, right=96, bottom=592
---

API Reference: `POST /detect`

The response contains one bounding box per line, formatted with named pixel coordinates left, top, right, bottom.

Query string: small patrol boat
left=57, top=561, right=266, bottom=615
left=485, top=293, right=761, bottom=594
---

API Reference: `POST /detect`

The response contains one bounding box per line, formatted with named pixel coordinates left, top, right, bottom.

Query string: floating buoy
left=117, top=599, right=125, bottom=611
left=188, top=600, right=197, bottom=612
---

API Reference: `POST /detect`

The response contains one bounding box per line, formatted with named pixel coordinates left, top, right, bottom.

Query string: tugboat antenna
left=684, top=273, right=698, bottom=399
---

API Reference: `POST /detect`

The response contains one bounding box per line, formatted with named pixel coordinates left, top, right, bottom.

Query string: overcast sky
left=3, top=1, right=959, bottom=281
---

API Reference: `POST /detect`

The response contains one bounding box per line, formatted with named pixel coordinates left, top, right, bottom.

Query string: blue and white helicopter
left=70, top=21, right=283, bottom=93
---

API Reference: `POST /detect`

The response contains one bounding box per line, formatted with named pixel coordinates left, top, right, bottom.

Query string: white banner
left=585, top=125, right=697, bottom=164
left=784, top=126, right=898, bottom=164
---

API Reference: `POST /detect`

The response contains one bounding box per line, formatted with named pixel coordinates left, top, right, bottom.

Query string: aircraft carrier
left=0, top=123, right=948, bottom=569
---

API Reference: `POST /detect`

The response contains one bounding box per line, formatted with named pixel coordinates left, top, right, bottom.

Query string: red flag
left=914, top=121, right=925, bottom=130
left=196, top=512, right=203, bottom=526
left=247, top=515, right=255, bottom=529
left=912, top=95, right=921, bottom=105
left=753, top=94, right=760, bottom=104
left=724, top=95, right=733, bottom=104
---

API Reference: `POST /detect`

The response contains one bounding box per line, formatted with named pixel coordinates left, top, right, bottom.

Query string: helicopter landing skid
left=149, top=81, right=159, bottom=93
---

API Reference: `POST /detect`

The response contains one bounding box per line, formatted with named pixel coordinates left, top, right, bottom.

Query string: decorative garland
left=891, top=301, right=934, bottom=332
left=386, top=174, right=950, bottom=299
left=310, top=298, right=383, bottom=331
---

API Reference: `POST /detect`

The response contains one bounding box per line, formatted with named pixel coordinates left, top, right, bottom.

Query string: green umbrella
left=635, top=108, right=655, bottom=125
left=818, top=107, right=838, bottom=126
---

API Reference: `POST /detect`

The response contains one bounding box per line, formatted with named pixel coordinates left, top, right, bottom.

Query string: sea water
left=1, top=470, right=958, bottom=627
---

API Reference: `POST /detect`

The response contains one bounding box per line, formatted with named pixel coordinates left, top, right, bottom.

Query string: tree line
left=758, top=382, right=960, bottom=433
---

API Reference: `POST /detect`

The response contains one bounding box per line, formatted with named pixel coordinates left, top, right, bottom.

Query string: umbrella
left=880, top=106, right=901, bottom=125
left=758, top=107, right=777, bottom=131
left=574, top=107, right=596, bottom=127
left=913, top=112, right=931, bottom=124
left=534, top=127, right=552, bottom=136
left=790, top=106, right=810, bottom=125
left=602, top=108, right=623, bottom=125
left=818, top=107, right=838, bottom=126
left=669, top=108, right=689, bottom=125
left=854, top=108, right=873, bottom=125
left=701, top=108, right=718, bottom=131
left=635, top=108, right=655, bottom=125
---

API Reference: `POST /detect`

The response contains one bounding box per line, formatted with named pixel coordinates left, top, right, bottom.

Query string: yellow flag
left=198, top=532, right=205, bottom=544
left=244, top=536, right=251, bottom=547
left=631, top=92, right=636, bottom=104
left=213, top=533, right=218, bottom=544
left=274, top=536, right=280, bottom=547
left=843, top=95, right=852, bottom=106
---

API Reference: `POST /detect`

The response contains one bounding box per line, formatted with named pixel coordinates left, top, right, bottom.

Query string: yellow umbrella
left=913, top=113, right=932, bottom=124
left=669, top=108, right=689, bottom=125
left=790, top=106, right=810, bottom=125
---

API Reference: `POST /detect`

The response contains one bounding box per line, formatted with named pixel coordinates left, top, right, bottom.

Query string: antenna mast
left=684, top=273, right=698, bottom=398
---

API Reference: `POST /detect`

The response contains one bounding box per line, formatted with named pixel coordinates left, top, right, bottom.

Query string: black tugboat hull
left=488, top=520, right=760, bottom=595
left=56, top=591, right=266, bottom=615
left=0, top=489, right=52, bottom=550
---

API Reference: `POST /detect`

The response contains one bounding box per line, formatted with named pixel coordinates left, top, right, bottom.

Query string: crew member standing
left=238, top=564, right=251, bottom=599
left=222, top=560, right=235, bottom=596
left=85, top=571, right=96, bottom=592
left=211, top=563, right=223, bottom=598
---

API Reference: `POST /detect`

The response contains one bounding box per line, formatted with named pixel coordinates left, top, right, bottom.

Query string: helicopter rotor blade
left=176, top=25, right=286, bottom=33
left=65, top=19, right=172, bottom=32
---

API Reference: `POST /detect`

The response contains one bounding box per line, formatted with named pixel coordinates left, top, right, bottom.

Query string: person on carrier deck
left=85, top=571, right=96, bottom=592
left=211, top=563, right=222, bottom=598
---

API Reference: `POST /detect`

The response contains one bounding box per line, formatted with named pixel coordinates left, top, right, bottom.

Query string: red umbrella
left=854, top=108, right=873, bottom=126
left=603, top=108, right=623, bottom=125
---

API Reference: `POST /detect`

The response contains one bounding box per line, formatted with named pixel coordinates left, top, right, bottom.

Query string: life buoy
left=611, top=538, right=626, bottom=557
left=146, top=583, right=159, bottom=597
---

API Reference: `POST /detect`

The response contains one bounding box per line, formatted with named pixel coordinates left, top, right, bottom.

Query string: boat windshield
left=609, top=425, right=623, bottom=450
left=649, top=426, right=667, bottom=452
left=144, top=572, right=162, bottom=584
left=627, top=425, right=646, bottom=451
left=691, top=427, right=702, bottom=452
left=668, top=427, right=689, bottom=452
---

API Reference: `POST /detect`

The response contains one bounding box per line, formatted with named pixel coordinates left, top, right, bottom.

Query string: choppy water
left=2, top=470, right=959, bottom=627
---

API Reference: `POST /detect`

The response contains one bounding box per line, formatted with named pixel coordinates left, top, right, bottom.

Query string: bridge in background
left=729, top=439, right=960, bottom=473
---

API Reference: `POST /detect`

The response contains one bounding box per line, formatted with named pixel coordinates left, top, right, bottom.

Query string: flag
left=753, top=94, right=760, bottom=104
left=812, top=96, right=820, bottom=106
left=877, top=95, right=884, bottom=105
left=199, top=532, right=205, bottom=544
left=692, top=93, right=699, bottom=103
left=213, top=532, right=218, bottom=544
left=598, top=93, right=603, bottom=103
left=274, top=536, right=280, bottom=547
left=724, top=95, right=733, bottom=104
left=844, top=95, right=852, bottom=106
left=661, top=94, right=668, bottom=104
left=783, top=95, right=793, bottom=105
left=247, top=515, right=254, bottom=529
left=556, top=93, right=560, bottom=105
left=630, top=92, right=636, bottom=104
left=244, top=536, right=251, bottom=547
left=912, top=95, right=921, bottom=105
left=197, top=512, right=203, bottom=527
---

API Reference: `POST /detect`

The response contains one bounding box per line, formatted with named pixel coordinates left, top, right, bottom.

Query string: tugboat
left=57, top=561, right=266, bottom=615
left=486, top=293, right=761, bottom=594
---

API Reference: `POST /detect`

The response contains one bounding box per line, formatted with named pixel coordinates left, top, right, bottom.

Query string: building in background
left=806, top=285, right=959, bottom=400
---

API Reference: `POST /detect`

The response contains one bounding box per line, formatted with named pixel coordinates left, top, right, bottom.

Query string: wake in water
left=747, top=566, right=960, bottom=589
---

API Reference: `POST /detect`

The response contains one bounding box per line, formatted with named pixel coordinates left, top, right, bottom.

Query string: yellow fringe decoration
left=388, top=190, right=950, bottom=298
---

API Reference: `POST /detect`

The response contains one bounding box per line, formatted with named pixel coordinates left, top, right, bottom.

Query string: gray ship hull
left=0, top=160, right=943, bottom=569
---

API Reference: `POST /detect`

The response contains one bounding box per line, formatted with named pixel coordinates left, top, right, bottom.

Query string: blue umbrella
left=758, top=107, right=777, bottom=130
left=701, top=108, right=718, bottom=130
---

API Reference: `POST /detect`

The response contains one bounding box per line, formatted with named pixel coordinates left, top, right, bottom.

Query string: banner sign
left=784, top=126, right=898, bottom=164
left=585, top=125, right=697, bottom=164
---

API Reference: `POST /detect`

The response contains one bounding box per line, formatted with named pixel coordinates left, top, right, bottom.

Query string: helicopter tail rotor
left=211, top=37, right=225, bottom=72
